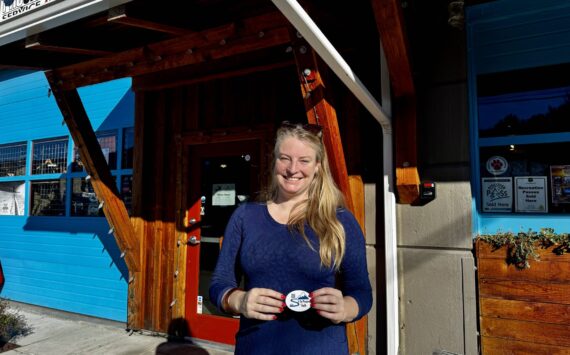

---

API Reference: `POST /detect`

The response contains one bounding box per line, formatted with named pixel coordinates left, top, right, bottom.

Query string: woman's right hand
left=227, top=288, right=285, bottom=320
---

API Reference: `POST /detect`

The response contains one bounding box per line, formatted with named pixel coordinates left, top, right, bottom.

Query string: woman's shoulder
left=335, top=207, right=357, bottom=223
left=232, top=201, right=267, bottom=217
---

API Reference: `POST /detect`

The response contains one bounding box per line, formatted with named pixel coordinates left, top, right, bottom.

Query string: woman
left=209, top=121, right=372, bottom=354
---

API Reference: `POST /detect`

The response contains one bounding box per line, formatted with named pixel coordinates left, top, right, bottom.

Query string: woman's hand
left=227, top=288, right=285, bottom=321
left=310, top=287, right=359, bottom=324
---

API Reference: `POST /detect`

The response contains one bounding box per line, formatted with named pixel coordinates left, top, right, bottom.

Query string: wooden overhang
left=0, top=0, right=417, bottom=348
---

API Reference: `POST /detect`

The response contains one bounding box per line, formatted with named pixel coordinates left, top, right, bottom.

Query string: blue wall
left=0, top=70, right=133, bottom=321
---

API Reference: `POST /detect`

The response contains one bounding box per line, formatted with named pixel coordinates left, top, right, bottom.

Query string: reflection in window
left=0, top=181, right=25, bottom=216
left=72, top=131, right=117, bottom=172
left=30, top=180, right=66, bottom=216
left=478, top=86, right=570, bottom=137
left=0, top=142, right=27, bottom=177
left=32, top=138, right=68, bottom=175
left=71, top=178, right=103, bottom=217
left=121, top=175, right=132, bottom=215
left=122, top=128, right=134, bottom=169
left=477, top=64, right=570, bottom=137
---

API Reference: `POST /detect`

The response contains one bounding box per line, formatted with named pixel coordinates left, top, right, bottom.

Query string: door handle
left=187, top=236, right=201, bottom=245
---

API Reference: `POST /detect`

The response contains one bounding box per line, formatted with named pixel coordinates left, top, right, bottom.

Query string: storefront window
left=71, top=177, right=104, bottom=217
left=32, top=138, right=68, bottom=175
left=0, top=142, right=27, bottom=177
left=72, top=131, right=117, bottom=172
left=122, top=127, right=134, bottom=169
left=477, top=63, right=570, bottom=215
left=30, top=179, right=66, bottom=216
left=0, top=181, right=25, bottom=216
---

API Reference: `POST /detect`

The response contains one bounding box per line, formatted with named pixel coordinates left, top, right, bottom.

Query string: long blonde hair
left=266, top=122, right=346, bottom=270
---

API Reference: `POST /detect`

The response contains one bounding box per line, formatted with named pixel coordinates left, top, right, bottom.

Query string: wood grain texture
left=477, top=240, right=570, bottom=354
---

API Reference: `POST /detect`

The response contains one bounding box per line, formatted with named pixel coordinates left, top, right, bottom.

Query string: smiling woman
left=209, top=121, right=372, bottom=354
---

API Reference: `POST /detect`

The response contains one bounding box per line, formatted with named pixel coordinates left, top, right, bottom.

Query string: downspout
left=271, top=1, right=399, bottom=354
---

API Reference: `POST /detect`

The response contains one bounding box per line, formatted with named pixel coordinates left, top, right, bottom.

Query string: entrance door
left=185, top=138, right=262, bottom=344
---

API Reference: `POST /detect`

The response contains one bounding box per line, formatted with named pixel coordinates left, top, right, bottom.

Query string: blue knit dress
left=209, top=203, right=372, bottom=355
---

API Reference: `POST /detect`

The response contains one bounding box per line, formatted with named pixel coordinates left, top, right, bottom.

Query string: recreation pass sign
left=1, top=0, right=59, bottom=23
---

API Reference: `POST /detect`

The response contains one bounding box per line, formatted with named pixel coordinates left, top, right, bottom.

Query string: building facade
left=1, top=0, right=569, bottom=354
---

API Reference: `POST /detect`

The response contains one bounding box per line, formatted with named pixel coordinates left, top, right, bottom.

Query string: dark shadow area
left=155, top=341, right=210, bottom=355
left=157, top=319, right=209, bottom=355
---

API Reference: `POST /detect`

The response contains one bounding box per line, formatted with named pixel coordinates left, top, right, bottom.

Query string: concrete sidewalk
left=3, top=302, right=234, bottom=355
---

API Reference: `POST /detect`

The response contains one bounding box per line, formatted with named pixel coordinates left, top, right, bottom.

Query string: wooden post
left=371, top=0, right=420, bottom=204
left=45, top=71, right=142, bottom=329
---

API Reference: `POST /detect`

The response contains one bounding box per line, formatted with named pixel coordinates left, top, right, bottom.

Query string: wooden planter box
left=476, top=240, right=570, bottom=354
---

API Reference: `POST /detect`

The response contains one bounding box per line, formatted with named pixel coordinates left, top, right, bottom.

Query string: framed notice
left=551, top=165, right=570, bottom=204
left=482, top=177, right=512, bottom=212
left=514, top=176, right=548, bottom=213
left=212, top=183, right=236, bottom=206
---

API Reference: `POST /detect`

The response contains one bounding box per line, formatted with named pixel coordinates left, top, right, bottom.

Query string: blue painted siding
left=467, top=0, right=570, bottom=235
left=0, top=70, right=133, bottom=322
left=468, top=0, right=570, bottom=74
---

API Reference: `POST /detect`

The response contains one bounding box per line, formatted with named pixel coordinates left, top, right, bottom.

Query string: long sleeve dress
left=209, top=202, right=372, bottom=355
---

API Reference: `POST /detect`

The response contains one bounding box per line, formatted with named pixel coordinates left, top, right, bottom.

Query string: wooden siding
left=0, top=71, right=133, bottom=321
left=476, top=241, right=570, bottom=354
left=0, top=218, right=128, bottom=320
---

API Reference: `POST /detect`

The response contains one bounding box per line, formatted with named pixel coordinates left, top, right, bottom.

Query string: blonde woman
left=210, top=121, right=372, bottom=354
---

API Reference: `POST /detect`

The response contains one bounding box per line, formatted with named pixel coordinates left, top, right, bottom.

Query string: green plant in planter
left=0, top=298, right=31, bottom=345
left=477, top=228, right=570, bottom=269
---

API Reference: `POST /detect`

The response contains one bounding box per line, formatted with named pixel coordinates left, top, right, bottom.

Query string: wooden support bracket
left=45, top=70, right=142, bottom=329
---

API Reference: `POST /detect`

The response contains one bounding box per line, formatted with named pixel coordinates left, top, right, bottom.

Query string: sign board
left=514, top=176, right=548, bottom=213
left=212, top=183, right=236, bottom=206
left=482, top=177, right=512, bottom=212
left=551, top=165, right=570, bottom=204
left=0, top=0, right=132, bottom=46
left=1, top=0, right=59, bottom=24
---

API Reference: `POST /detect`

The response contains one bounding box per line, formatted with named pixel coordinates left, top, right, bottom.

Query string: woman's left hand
left=310, top=287, right=352, bottom=324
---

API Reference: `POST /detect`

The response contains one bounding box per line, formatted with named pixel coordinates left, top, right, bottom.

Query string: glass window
left=122, top=128, right=134, bottom=169
left=0, top=142, right=27, bottom=177
left=30, top=180, right=66, bottom=216
left=477, top=63, right=570, bottom=215
left=72, top=131, right=117, bottom=172
left=71, top=177, right=104, bottom=217
left=477, top=64, right=570, bottom=138
left=32, top=138, right=68, bottom=175
left=0, top=181, right=25, bottom=216
left=120, top=175, right=133, bottom=215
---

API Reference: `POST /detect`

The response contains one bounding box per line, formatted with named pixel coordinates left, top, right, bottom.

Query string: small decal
left=197, top=296, right=203, bottom=314
left=285, top=290, right=311, bottom=312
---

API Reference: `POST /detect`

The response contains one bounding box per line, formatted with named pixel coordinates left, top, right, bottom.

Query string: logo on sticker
left=285, top=290, right=311, bottom=312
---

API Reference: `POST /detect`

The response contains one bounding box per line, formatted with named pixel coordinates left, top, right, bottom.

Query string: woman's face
left=274, top=136, right=320, bottom=201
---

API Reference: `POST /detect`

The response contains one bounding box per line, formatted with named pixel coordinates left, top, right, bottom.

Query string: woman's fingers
left=310, top=287, right=346, bottom=324
left=239, top=288, right=285, bottom=320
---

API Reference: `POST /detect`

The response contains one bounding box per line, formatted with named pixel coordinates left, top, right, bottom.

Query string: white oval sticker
left=285, top=290, right=311, bottom=312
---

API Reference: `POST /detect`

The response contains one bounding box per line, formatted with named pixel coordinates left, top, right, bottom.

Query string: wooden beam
left=371, top=0, right=420, bottom=204
left=51, top=11, right=290, bottom=90
left=108, top=5, right=194, bottom=36
left=26, top=35, right=114, bottom=57
left=45, top=70, right=142, bottom=329
left=290, top=33, right=353, bottom=212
